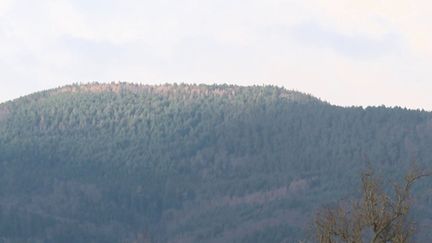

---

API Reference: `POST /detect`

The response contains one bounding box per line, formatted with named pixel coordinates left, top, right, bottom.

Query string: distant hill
left=1, top=83, right=432, bottom=242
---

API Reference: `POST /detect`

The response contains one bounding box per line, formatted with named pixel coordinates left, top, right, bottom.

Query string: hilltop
left=0, top=83, right=432, bottom=242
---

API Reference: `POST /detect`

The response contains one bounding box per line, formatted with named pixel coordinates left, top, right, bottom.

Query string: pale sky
left=1, top=0, right=432, bottom=110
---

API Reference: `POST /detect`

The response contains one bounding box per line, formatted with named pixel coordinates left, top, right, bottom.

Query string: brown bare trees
left=315, top=167, right=430, bottom=243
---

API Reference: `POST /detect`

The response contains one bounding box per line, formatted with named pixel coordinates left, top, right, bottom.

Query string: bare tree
left=315, top=167, right=430, bottom=243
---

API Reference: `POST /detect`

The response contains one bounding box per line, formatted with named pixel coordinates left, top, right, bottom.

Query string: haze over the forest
left=1, top=83, right=432, bottom=242
left=1, top=0, right=432, bottom=109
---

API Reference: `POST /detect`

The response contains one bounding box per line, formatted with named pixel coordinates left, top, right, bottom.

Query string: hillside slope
left=1, top=83, right=432, bottom=242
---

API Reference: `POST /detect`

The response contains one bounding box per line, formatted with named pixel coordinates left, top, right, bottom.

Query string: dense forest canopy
left=0, top=83, right=432, bottom=242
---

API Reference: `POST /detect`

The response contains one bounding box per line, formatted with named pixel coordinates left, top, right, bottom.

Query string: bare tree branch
left=314, top=165, right=430, bottom=243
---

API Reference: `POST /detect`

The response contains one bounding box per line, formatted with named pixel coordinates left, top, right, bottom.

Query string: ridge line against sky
left=1, top=0, right=431, bottom=110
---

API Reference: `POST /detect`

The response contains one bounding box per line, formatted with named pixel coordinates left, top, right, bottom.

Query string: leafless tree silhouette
left=315, top=166, right=430, bottom=243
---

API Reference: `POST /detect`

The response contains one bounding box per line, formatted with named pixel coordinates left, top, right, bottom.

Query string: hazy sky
left=1, top=0, right=432, bottom=110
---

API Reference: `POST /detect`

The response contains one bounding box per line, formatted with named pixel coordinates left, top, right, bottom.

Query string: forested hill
left=1, top=83, right=432, bottom=242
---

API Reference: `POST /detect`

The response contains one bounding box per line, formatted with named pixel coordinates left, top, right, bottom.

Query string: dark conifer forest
left=1, top=83, right=432, bottom=242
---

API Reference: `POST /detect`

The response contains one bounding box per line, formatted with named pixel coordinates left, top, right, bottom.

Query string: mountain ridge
left=3, top=82, right=427, bottom=112
left=0, top=83, right=431, bottom=242
left=0, top=83, right=324, bottom=106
